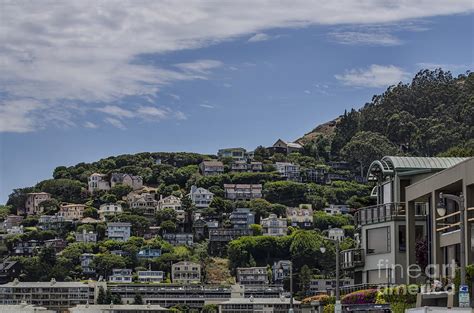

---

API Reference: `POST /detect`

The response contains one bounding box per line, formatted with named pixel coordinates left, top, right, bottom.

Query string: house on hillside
left=98, top=203, right=123, bottom=221
left=23, top=192, right=51, bottom=215
left=231, top=161, right=263, bottom=172
left=274, top=162, right=301, bottom=182
left=199, top=160, right=225, bottom=176
left=236, top=267, right=269, bottom=285
left=224, top=184, right=262, bottom=200
left=217, top=147, right=247, bottom=161
left=324, top=204, right=350, bottom=215
left=286, top=205, right=313, bottom=229
left=188, top=185, right=214, bottom=208
left=58, top=203, right=86, bottom=221
left=106, top=222, right=131, bottom=242
left=157, top=195, right=182, bottom=211
left=171, top=261, right=201, bottom=284
left=88, top=173, right=110, bottom=193
left=110, top=173, right=143, bottom=190
left=271, top=139, right=303, bottom=154
left=229, top=208, right=255, bottom=230
left=128, top=192, right=158, bottom=215
left=261, top=214, right=287, bottom=236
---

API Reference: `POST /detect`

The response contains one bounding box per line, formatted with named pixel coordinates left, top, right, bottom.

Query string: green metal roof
left=367, top=156, right=471, bottom=180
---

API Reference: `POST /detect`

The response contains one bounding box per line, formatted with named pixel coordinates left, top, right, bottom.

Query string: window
left=366, top=226, right=390, bottom=254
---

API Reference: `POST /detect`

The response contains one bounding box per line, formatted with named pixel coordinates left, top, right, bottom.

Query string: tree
left=92, top=253, right=126, bottom=278
left=341, top=131, right=397, bottom=177
left=160, top=220, right=177, bottom=233
left=156, top=208, right=178, bottom=224
left=36, top=178, right=87, bottom=203
left=97, top=286, right=107, bottom=304
left=202, top=304, right=218, bottom=313
left=250, top=224, right=262, bottom=236
left=299, top=265, right=312, bottom=295
left=133, top=293, right=144, bottom=305
left=39, top=199, right=60, bottom=215
left=263, top=181, right=307, bottom=206
left=109, top=184, right=133, bottom=199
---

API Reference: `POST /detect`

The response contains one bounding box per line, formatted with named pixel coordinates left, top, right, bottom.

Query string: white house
left=157, top=195, right=182, bottom=211
left=188, top=185, right=214, bottom=208
left=109, top=269, right=133, bottom=283
left=327, top=227, right=345, bottom=242
left=324, top=204, right=350, bottom=215
left=260, top=214, right=287, bottom=236
left=171, top=261, right=201, bottom=284
left=110, top=173, right=143, bottom=190
left=274, top=162, right=301, bottom=182
left=98, top=203, right=123, bottom=221
left=58, top=203, right=86, bottom=221
left=137, top=271, right=164, bottom=283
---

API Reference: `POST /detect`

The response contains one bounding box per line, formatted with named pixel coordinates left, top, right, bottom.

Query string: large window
left=366, top=226, right=390, bottom=254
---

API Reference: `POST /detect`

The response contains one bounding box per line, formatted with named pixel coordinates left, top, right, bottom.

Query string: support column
left=406, top=200, right=416, bottom=284
left=431, top=191, right=442, bottom=278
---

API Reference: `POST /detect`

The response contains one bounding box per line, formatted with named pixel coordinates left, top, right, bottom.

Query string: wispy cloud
left=104, top=117, right=126, bottom=130
left=248, top=33, right=271, bottom=42
left=329, top=31, right=402, bottom=46
left=335, top=65, right=409, bottom=88
left=304, top=90, right=311, bottom=94
left=1, top=1, right=472, bottom=132
left=200, top=104, right=215, bottom=109
left=97, top=105, right=135, bottom=118
left=84, top=121, right=99, bottom=129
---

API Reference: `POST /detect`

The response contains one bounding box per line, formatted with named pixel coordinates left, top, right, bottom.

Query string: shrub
left=378, top=285, right=418, bottom=304
left=301, top=294, right=335, bottom=305
left=341, top=289, right=378, bottom=304
left=323, top=304, right=335, bottom=313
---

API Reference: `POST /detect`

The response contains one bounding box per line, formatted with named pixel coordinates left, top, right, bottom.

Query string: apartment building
left=188, top=185, right=214, bottom=208
left=261, top=214, right=287, bottom=236
left=88, top=173, right=110, bottom=193
left=405, top=157, right=473, bottom=288
left=109, top=269, right=133, bottom=283
left=341, top=156, right=468, bottom=287
left=236, top=267, right=269, bottom=286
left=163, top=233, right=194, bottom=246
left=275, top=162, right=301, bottom=182
left=0, top=280, right=96, bottom=311
left=58, top=203, right=86, bottom=221
left=128, top=192, right=158, bottom=215
left=23, top=192, right=51, bottom=215
left=224, top=184, right=262, bottom=201
left=171, top=261, right=201, bottom=284
left=199, top=160, right=225, bottom=176
left=309, top=278, right=354, bottom=294
left=106, top=222, right=131, bottom=242
left=75, top=230, right=98, bottom=243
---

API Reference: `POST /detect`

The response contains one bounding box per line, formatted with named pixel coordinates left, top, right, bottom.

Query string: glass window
left=367, top=226, right=390, bottom=254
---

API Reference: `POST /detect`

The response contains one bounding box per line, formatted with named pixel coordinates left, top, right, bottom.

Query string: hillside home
left=275, top=162, right=301, bottom=182
left=109, top=269, right=133, bottom=283
left=304, top=168, right=327, bottom=184
left=199, top=160, right=225, bottom=176
left=98, top=203, right=123, bottom=221
left=23, top=192, right=51, bottom=215
left=272, top=260, right=291, bottom=285
left=0, top=259, right=20, bottom=284
left=2, top=215, right=23, bottom=232
left=163, top=233, right=194, bottom=246
left=217, top=147, right=247, bottom=161
left=157, top=195, right=182, bottom=211
left=271, top=139, right=303, bottom=154
left=128, top=192, right=158, bottom=215
left=110, top=173, right=143, bottom=190
left=6, top=226, right=23, bottom=235
left=88, top=173, right=110, bottom=193
left=38, top=215, right=69, bottom=231
left=324, top=204, right=350, bottom=215
left=236, top=267, right=269, bottom=285
left=310, top=278, right=354, bottom=295
left=13, top=240, right=43, bottom=256
left=106, top=222, right=131, bottom=242
left=230, top=208, right=255, bottom=230
left=80, top=253, right=95, bottom=275
left=188, top=185, right=214, bottom=208
left=137, top=270, right=164, bottom=283
left=224, top=184, right=262, bottom=200
left=75, top=229, right=98, bottom=243
left=261, top=214, right=287, bottom=236
left=44, top=238, right=67, bottom=253
left=286, top=205, right=313, bottom=228
left=405, top=157, right=473, bottom=289
left=137, top=248, right=161, bottom=259
left=172, top=261, right=201, bottom=284
left=341, top=156, right=468, bottom=288
left=327, top=227, right=345, bottom=242
left=230, top=161, right=263, bottom=172
left=58, top=203, right=86, bottom=220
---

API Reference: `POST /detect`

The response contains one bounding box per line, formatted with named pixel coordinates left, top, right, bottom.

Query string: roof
left=367, top=156, right=470, bottom=180
left=107, top=222, right=131, bottom=227
left=70, top=304, right=167, bottom=312
left=201, top=160, right=224, bottom=166
left=1, top=281, right=92, bottom=288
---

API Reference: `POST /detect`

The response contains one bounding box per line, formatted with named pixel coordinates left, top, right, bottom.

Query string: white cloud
left=174, top=111, right=187, bottom=120
left=136, top=106, right=169, bottom=119
left=304, top=90, right=311, bottom=94
left=84, top=121, right=99, bottom=129
left=0, top=99, right=44, bottom=133
left=1, top=0, right=472, bottom=132
left=97, top=105, right=135, bottom=118
left=335, top=65, right=409, bottom=88
left=329, top=31, right=402, bottom=46
left=104, top=117, right=126, bottom=130
left=248, top=33, right=271, bottom=42
left=200, top=104, right=215, bottom=109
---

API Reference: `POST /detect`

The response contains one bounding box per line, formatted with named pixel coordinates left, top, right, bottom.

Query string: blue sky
left=0, top=1, right=473, bottom=203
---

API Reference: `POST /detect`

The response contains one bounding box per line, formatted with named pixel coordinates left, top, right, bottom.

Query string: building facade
left=230, top=208, right=255, bottom=230
left=236, top=267, right=269, bottom=286
left=274, top=162, right=301, bottom=182
left=137, top=271, right=164, bottom=283
left=171, top=261, right=201, bottom=284
left=199, top=160, right=225, bottom=176
left=23, top=192, right=51, bottom=215
left=75, top=230, right=98, bottom=243
left=88, top=173, right=110, bottom=193
left=106, top=222, right=131, bottom=242
left=110, top=173, right=143, bottom=190
left=188, top=185, right=214, bottom=208
left=286, top=205, right=313, bottom=228
left=224, top=184, right=262, bottom=201
left=261, top=214, right=287, bottom=236
left=109, top=269, right=133, bottom=283
left=163, top=233, right=194, bottom=246
left=58, top=203, right=86, bottom=221
left=98, top=203, right=123, bottom=221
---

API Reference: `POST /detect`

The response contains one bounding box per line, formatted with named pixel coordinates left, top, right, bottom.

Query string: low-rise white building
left=157, top=195, right=182, bottom=211
left=110, top=173, right=143, bottom=190
left=188, top=185, right=214, bottom=208
left=109, top=269, right=133, bottom=283
left=236, top=267, right=269, bottom=286
left=75, top=229, right=98, bottom=243
left=327, top=227, right=345, bottom=242
left=137, top=270, right=164, bottom=283
left=275, top=162, right=301, bottom=182
left=286, top=205, right=313, bottom=229
left=23, top=192, right=51, bottom=215
left=98, top=203, right=123, bottom=221
left=309, top=277, right=354, bottom=294
left=323, top=204, right=350, bottom=215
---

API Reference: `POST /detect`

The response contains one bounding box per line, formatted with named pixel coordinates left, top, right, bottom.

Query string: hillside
left=298, top=69, right=474, bottom=167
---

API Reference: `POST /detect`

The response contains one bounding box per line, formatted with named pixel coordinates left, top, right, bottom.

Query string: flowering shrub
left=323, top=304, right=335, bottom=313
left=341, top=289, right=378, bottom=304
left=378, top=285, right=418, bottom=304
left=301, top=294, right=335, bottom=305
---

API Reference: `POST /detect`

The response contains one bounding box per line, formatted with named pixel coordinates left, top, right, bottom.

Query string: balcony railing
left=340, top=248, right=365, bottom=270
left=354, top=202, right=407, bottom=227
